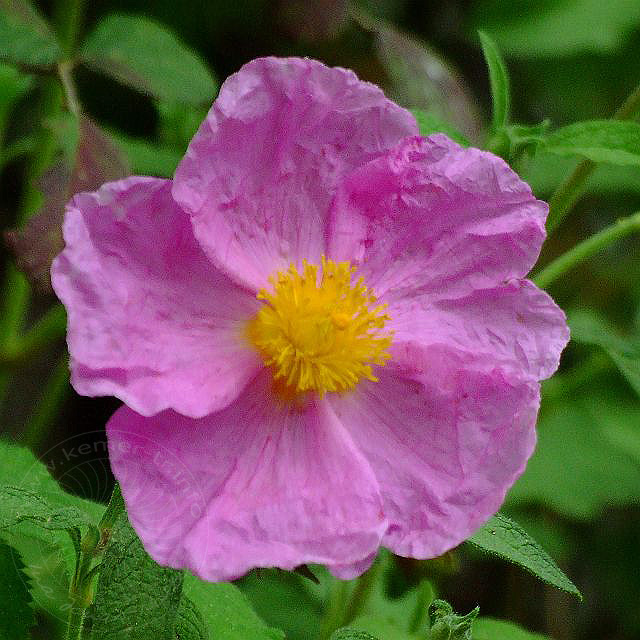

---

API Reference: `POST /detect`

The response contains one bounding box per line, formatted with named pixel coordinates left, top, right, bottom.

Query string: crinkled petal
left=107, top=371, right=386, bottom=582
left=173, top=56, right=418, bottom=291
left=329, top=346, right=540, bottom=559
left=389, top=279, right=569, bottom=382
left=328, top=135, right=547, bottom=300
left=51, top=177, right=261, bottom=418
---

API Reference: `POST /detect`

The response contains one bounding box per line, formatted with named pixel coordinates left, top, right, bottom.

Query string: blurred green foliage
left=1, top=1, right=640, bottom=639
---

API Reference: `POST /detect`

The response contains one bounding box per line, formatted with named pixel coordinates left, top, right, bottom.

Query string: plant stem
left=546, top=80, right=640, bottom=232
left=534, top=211, right=640, bottom=289
left=99, top=484, right=125, bottom=536
left=64, top=604, right=86, bottom=640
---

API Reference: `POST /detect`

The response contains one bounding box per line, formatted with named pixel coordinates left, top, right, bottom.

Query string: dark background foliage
left=1, top=1, right=640, bottom=639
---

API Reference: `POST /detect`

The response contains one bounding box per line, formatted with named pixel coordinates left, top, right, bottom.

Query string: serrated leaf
left=1, top=527, right=74, bottom=637
left=183, top=571, right=284, bottom=640
left=467, top=513, right=581, bottom=599
left=331, top=630, right=381, bottom=640
left=543, top=120, right=640, bottom=166
left=81, top=13, right=217, bottom=104
left=0, top=0, right=61, bottom=67
left=0, top=440, right=103, bottom=522
left=568, top=310, right=640, bottom=397
left=478, top=30, right=510, bottom=130
left=0, top=485, right=92, bottom=533
left=88, top=514, right=183, bottom=640
left=411, top=109, right=470, bottom=146
left=0, top=541, right=35, bottom=640
left=473, top=617, right=549, bottom=640
left=0, top=438, right=104, bottom=624
left=175, top=595, right=207, bottom=640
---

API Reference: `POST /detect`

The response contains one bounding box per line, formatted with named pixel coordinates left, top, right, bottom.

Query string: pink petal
left=328, top=134, right=547, bottom=300
left=51, top=177, right=261, bottom=418
left=107, top=371, right=387, bottom=582
left=329, top=346, right=540, bottom=559
left=172, top=56, right=418, bottom=291
left=390, top=279, right=569, bottom=382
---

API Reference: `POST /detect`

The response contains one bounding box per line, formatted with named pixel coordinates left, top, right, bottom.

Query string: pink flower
left=51, top=57, right=569, bottom=581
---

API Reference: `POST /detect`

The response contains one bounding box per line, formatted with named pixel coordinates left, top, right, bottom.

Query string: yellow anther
left=247, top=257, right=393, bottom=398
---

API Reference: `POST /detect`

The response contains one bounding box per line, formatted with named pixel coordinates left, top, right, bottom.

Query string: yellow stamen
left=247, top=257, right=393, bottom=398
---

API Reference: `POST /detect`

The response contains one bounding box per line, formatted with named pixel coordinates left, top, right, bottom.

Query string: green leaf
left=238, top=569, right=324, bottom=639
left=88, top=513, right=183, bottom=640
left=175, top=595, right=207, bottom=640
left=478, top=30, right=510, bottom=130
left=183, top=571, right=284, bottom=640
left=0, top=440, right=104, bottom=528
left=0, top=485, right=91, bottom=541
left=108, top=131, right=181, bottom=177
left=473, top=617, right=550, bottom=640
left=411, top=109, right=470, bottom=146
left=429, top=599, right=478, bottom=640
left=1, top=528, right=73, bottom=637
left=521, top=152, right=640, bottom=198
left=0, top=62, right=33, bottom=121
left=568, top=310, right=640, bottom=397
left=467, top=513, right=581, bottom=599
left=348, top=615, right=422, bottom=640
left=80, top=13, right=217, bottom=105
left=156, top=100, right=207, bottom=150
left=0, top=541, right=35, bottom=640
left=331, top=630, right=381, bottom=640
left=543, top=120, right=640, bottom=166
left=0, top=0, right=61, bottom=67
left=468, top=0, right=640, bottom=57
left=508, top=394, right=640, bottom=518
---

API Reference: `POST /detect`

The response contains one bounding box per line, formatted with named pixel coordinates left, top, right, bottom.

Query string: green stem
left=66, top=524, right=100, bottom=640
left=534, top=211, right=640, bottom=289
left=21, top=354, right=70, bottom=448
left=98, top=483, right=125, bottom=541
left=64, top=604, right=86, bottom=640
left=546, top=80, right=640, bottom=232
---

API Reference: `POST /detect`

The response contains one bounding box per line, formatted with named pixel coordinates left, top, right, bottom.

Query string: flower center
left=247, top=257, right=392, bottom=396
